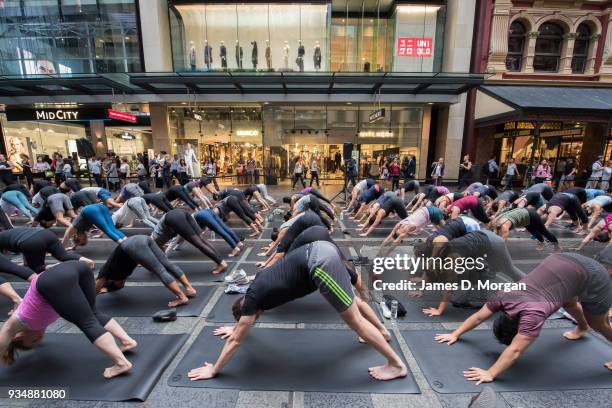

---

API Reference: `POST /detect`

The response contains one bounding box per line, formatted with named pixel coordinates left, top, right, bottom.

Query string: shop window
left=533, top=22, right=564, bottom=72
left=571, top=24, right=590, bottom=74
left=506, top=21, right=526, bottom=72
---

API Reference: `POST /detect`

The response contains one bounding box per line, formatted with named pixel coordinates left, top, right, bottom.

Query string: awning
left=475, top=85, right=612, bottom=127
left=0, top=72, right=485, bottom=97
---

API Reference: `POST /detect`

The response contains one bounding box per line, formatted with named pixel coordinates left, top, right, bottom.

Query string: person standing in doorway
left=559, top=158, right=577, bottom=191
left=390, top=157, right=401, bottom=191
left=52, top=153, right=64, bottom=186
left=292, top=157, right=305, bottom=190
left=310, top=156, right=320, bottom=187
left=601, top=159, right=612, bottom=192
left=487, top=156, right=499, bottom=186
left=88, top=157, right=103, bottom=187
left=587, top=156, right=604, bottom=188
left=204, top=158, right=219, bottom=191
left=246, top=154, right=256, bottom=185
left=431, top=158, right=444, bottom=186
left=19, top=154, right=34, bottom=190
left=458, top=154, right=473, bottom=190
left=504, top=158, right=520, bottom=190
left=533, top=159, right=552, bottom=185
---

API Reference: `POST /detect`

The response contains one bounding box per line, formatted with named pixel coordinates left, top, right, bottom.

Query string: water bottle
left=390, top=300, right=398, bottom=320
left=211, top=231, right=215, bottom=240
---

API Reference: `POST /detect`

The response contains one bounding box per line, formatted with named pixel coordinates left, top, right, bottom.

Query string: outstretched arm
left=187, top=315, right=255, bottom=380
left=62, top=225, right=77, bottom=247
left=434, top=305, right=494, bottom=345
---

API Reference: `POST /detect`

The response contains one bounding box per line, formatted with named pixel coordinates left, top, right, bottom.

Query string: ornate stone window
left=571, top=24, right=591, bottom=74
left=533, top=23, right=564, bottom=72
left=506, top=21, right=526, bottom=72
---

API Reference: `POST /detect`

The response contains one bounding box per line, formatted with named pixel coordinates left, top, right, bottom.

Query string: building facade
left=467, top=0, right=612, bottom=184
left=0, top=0, right=482, bottom=182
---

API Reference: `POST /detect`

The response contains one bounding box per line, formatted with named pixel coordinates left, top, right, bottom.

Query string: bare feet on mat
left=368, top=363, right=407, bottom=381
left=212, top=261, right=228, bottom=275
left=605, top=361, right=612, bottom=370
left=184, top=287, right=197, bottom=298
left=168, top=296, right=189, bottom=307
left=563, top=327, right=589, bottom=340
left=120, top=338, right=138, bottom=352
left=103, top=360, right=133, bottom=378
left=228, top=247, right=241, bottom=257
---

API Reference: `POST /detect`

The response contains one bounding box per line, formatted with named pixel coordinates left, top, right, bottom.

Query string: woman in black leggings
left=218, top=188, right=263, bottom=224
left=0, top=228, right=93, bottom=272
left=0, top=261, right=136, bottom=378
left=96, top=235, right=196, bottom=307
left=540, top=192, right=589, bottom=234
left=360, top=196, right=408, bottom=237
left=256, top=210, right=328, bottom=269
left=214, top=195, right=262, bottom=236
left=152, top=209, right=227, bottom=274
left=165, top=185, right=199, bottom=211
left=143, top=192, right=174, bottom=214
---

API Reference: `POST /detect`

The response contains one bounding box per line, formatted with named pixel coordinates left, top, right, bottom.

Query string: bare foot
left=120, top=338, right=138, bottom=352
left=103, top=360, right=133, bottom=378
left=184, top=287, right=197, bottom=298
left=380, top=328, right=392, bottom=342
left=228, top=247, right=241, bottom=257
left=212, top=261, right=228, bottom=275
left=368, top=363, right=407, bottom=381
left=605, top=361, right=612, bottom=370
left=257, top=252, right=268, bottom=257
left=563, top=327, right=589, bottom=340
left=168, top=296, right=189, bottom=307
left=359, top=233, right=369, bottom=237
left=249, top=231, right=259, bottom=237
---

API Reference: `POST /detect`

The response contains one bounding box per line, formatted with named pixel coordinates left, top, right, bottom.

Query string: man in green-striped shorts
left=187, top=240, right=407, bottom=382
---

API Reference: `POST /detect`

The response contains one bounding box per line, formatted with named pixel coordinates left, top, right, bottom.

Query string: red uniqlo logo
left=397, top=38, right=433, bottom=57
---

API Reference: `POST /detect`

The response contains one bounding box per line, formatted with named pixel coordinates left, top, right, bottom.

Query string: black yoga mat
left=0, top=333, right=187, bottom=401
left=207, top=292, right=374, bottom=324
left=123, top=263, right=236, bottom=283
left=168, top=327, right=419, bottom=394
left=95, top=285, right=216, bottom=317
left=402, top=328, right=612, bottom=394
left=344, top=228, right=392, bottom=238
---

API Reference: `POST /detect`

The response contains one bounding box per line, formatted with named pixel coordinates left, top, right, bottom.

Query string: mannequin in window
left=363, top=58, right=371, bottom=72
left=184, top=143, right=200, bottom=178
left=204, top=40, right=213, bottom=70
left=313, top=41, right=321, bottom=71
left=265, top=40, right=272, bottom=70
left=189, top=41, right=196, bottom=71
left=251, top=41, right=258, bottom=69
left=235, top=40, right=243, bottom=70
left=296, top=40, right=305, bottom=72
left=283, top=41, right=290, bottom=70
left=220, top=41, right=227, bottom=70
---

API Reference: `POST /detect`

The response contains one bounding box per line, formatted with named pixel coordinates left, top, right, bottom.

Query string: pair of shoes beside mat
left=224, top=269, right=250, bottom=285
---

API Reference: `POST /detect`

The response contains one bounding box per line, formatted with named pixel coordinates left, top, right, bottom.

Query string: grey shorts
left=307, top=241, right=354, bottom=313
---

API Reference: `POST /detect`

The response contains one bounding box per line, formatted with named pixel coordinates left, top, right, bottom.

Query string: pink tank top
left=605, top=213, right=612, bottom=232
left=452, top=195, right=477, bottom=212
left=16, top=274, right=59, bottom=331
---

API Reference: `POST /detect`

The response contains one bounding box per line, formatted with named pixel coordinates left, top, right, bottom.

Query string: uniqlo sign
left=397, top=38, right=433, bottom=57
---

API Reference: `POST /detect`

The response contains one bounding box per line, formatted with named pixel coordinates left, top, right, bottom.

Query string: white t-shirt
left=506, top=163, right=518, bottom=176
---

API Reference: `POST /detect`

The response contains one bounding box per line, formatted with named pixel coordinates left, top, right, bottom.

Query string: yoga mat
left=402, top=328, right=612, bottom=393
left=207, top=292, right=376, bottom=324
left=95, top=285, right=215, bottom=317
left=122, top=263, right=237, bottom=283
left=344, top=228, right=393, bottom=238
left=168, top=327, right=419, bottom=394
left=0, top=333, right=187, bottom=401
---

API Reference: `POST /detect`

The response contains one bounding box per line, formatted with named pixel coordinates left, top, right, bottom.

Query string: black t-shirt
left=97, top=244, right=138, bottom=280
left=0, top=227, right=42, bottom=251
left=34, top=206, right=55, bottom=223
left=63, top=178, right=81, bottom=192
left=33, top=179, right=52, bottom=194
left=446, top=231, right=489, bottom=258
left=219, top=188, right=246, bottom=201
left=241, top=245, right=315, bottom=316
left=243, top=186, right=258, bottom=199
left=564, top=162, right=576, bottom=175
left=278, top=210, right=325, bottom=253
left=287, top=225, right=332, bottom=253
left=39, top=185, right=59, bottom=201
left=549, top=193, right=571, bottom=209
left=565, top=187, right=587, bottom=204
left=433, top=218, right=467, bottom=240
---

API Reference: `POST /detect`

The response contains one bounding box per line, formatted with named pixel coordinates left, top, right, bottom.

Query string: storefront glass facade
left=167, top=103, right=423, bottom=179
left=168, top=1, right=445, bottom=73
left=0, top=0, right=142, bottom=75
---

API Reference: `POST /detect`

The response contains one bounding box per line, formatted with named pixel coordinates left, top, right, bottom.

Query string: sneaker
left=225, top=284, right=248, bottom=294
left=224, top=269, right=248, bottom=285
left=380, top=301, right=392, bottom=319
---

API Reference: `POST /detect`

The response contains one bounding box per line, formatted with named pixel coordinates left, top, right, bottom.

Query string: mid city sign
left=36, top=109, right=79, bottom=120
left=5, top=106, right=111, bottom=122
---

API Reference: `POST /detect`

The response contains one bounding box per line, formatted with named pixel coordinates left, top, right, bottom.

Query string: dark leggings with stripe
left=526, top=208, right=558, bottom=243
left=165, top=185, right=198, bottom=210
left=194, top=209, right=240, bottom=248
left=165, top=209, right=223, bottom=264
left=306, top=196, right=333, bottom=228
left=36, top=261, right=111, bottom=342
left=468, top=199, right=490, bottom=224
